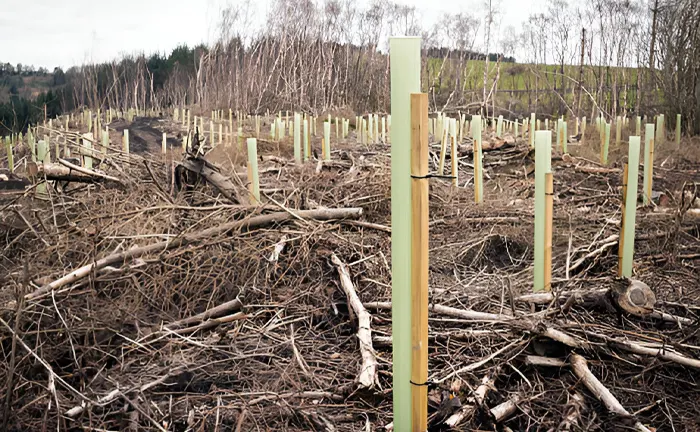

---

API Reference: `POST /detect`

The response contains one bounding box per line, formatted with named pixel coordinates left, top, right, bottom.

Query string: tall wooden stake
left=410, top=92, right=429, bottom=432
left=544, top=172, right=554, bottom=291
left=643, top=124, right=655, bottom=205
left=390, top=36, right=420, bottom=432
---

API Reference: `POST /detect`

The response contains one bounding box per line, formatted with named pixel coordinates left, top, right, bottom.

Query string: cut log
left=331, top=253, right=378, bottom=389
left=27, top=161, right=121, bottom=184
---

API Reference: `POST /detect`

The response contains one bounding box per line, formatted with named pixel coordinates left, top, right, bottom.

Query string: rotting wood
left=330, top=253, right=378, bottom=389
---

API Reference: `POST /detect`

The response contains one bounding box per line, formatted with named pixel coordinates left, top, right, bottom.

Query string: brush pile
left=0, top=116, right=698, bottom=431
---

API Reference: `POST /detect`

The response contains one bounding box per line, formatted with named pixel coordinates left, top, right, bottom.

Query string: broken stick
left=331, top=253, right=378, bottom=389
left=570, top=354, right=653, bottom=432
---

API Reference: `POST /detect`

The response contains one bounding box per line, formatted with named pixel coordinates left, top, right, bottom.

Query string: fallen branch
left=177, top=157, right=240, bottom=204
left=445, top=368, right=500, bottom=427
left=14, top=208, right=363, bottom=304
left=364, top=301, right=512, bottom=322
left=517, top=284, right=691, bottom=324
left=523, top=355, right=566, bottom=368
left=582, top=331, right=700, bottom=370
left=27, top=161, right=122, bottom=184
left=331, top=253, right=378, bottom=389
left=490, top=395, right=521, bottom=422
left=164, top=298, right=243, bottom=330
left=570, top=354, right=653, bottom=432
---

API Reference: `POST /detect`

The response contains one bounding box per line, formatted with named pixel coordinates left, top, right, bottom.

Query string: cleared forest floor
left=1, top=112, right=699, bottom=431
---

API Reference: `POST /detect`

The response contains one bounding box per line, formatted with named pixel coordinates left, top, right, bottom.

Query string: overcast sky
left=0, top=0, right=548, bottom=70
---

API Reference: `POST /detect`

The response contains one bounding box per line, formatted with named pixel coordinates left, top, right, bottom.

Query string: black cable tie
left=410, top=380, right=430, bottom=387
left=411, top=174, right=456, bottom=180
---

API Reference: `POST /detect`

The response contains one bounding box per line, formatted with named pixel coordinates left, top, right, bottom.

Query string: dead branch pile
left=0, top=120, right=699, bottom=431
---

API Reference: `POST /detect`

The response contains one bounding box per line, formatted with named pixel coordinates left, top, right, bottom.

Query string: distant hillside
left=0, top=63, right=64, bottom=103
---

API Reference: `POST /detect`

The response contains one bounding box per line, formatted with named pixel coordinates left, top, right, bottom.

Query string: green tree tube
left=389, top=36, right=421, bottom=432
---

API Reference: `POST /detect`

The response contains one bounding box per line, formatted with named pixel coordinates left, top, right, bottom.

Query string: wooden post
left=472, top=115, right=483, bottom=203
left=123, top=129, right=129, bottom=154
left=643, top=124, right=655, bottom=205
left=438, top=123, right=448, bottom=175
left=618, top=163, right=629, bottom=276
left=390, top=36, right=420, bottom=432
left=619, top=137, right=641, bottom=277
left=246, top=138, right=260, bottom=204
left=410, top=93, right=429, bottom=432
left=544, top=172, right=553, bottom=291
left=601, top=123, right=610, bottom=165
left=450, top=119, right=458, bottom=187
left=534, top=131, right=552, bottom=292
